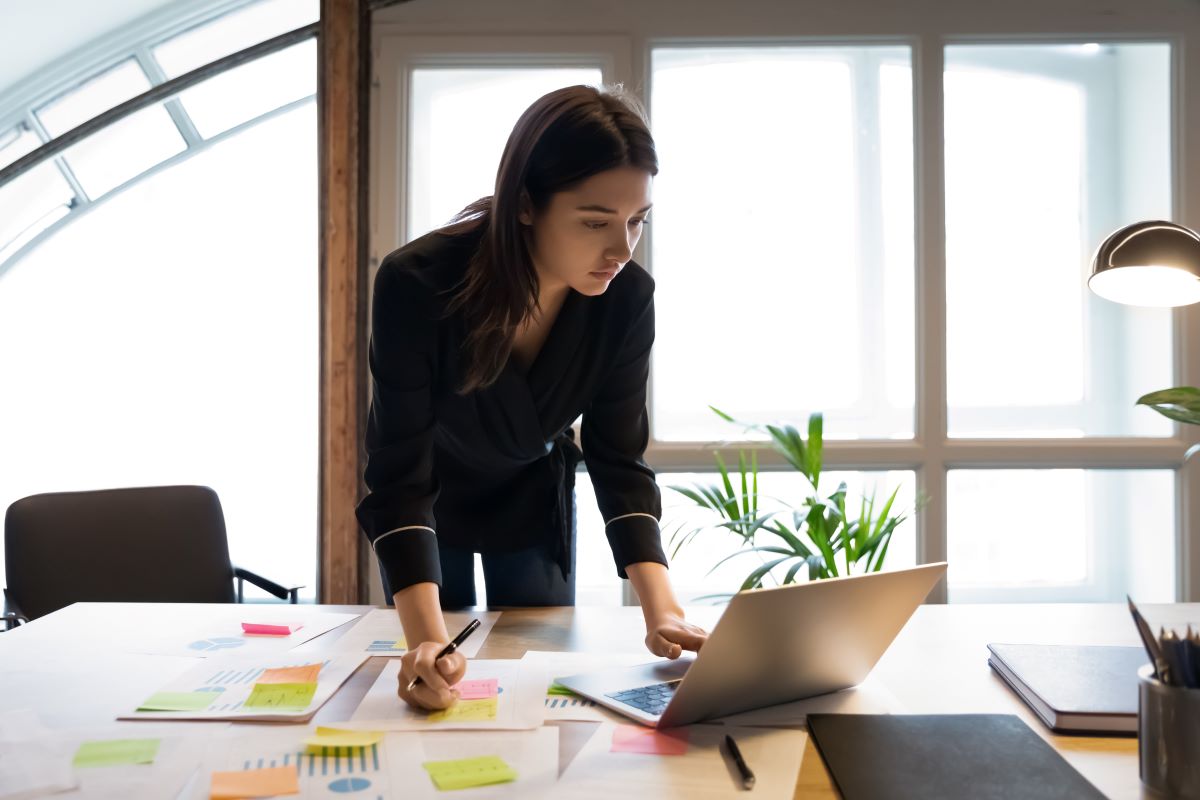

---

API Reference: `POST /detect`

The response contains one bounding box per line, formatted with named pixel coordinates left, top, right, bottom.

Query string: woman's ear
left=517, top=190, right=533, bottom=226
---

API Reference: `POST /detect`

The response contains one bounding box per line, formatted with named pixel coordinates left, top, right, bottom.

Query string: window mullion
left=133, top=46, right=204, bottom=148
left=914, top=34, right=948, bottom=601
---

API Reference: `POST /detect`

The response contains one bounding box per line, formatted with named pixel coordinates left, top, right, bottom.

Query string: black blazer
left=355, top=224, right=668, bottom=594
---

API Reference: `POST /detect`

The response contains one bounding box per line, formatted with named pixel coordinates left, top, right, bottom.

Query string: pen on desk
left=724, top=733, right=756, bottom=790
left=405, top=618, right=481, bottom=693
left=1127, top=595, right=1170, bottom=683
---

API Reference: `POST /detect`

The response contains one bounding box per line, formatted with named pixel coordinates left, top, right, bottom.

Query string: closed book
left=807, top=713, right=1106, bottom=800
left=987, top=643, right=1146, bottom=734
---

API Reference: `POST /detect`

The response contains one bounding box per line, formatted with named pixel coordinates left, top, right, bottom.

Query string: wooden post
left=318, top=0, right=370, bottom=603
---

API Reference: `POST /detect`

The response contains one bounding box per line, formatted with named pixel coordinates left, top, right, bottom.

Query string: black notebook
left=987, top=643, right=1146, bottom=733
left=807, top=714, right=1107, bottom=800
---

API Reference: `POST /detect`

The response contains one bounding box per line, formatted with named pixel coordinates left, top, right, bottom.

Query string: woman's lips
left=590, top=267, right=620, bottom=279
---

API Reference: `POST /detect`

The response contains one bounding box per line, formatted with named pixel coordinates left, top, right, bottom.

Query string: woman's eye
left=583, top=219, right=648, bottom=230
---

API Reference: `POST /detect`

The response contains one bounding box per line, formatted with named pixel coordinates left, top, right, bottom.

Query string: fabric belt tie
left=547, top=427, right=584, bottom=582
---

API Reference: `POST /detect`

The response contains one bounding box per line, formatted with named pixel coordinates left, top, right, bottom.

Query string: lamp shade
left=1088, top=220, right=1200, bottom=307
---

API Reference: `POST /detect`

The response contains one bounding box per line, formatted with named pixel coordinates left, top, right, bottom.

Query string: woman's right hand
left=397, top=640, right=468, bottom=711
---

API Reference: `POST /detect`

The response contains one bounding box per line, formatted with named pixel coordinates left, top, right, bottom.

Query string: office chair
left=3, top=484, right=302, bottom=630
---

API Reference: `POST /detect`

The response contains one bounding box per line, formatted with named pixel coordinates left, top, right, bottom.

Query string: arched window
left=0, top=0, right=320, bottom=599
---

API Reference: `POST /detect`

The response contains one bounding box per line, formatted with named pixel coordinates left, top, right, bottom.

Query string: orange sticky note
left=610, top=724, right=689, bottom=755
left=210, top=766, right=299, bottom=799
left=242, top=622, right=302, bottom=636
left=258, top=663, right=322, bottom=684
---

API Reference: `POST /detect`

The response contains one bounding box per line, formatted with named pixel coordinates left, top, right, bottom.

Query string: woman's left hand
left=644, top=612, right=708, bottom=659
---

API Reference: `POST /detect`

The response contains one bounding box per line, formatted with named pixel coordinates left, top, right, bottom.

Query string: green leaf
left=1137, top=387, right=1200, bottom=426
left=762, top=520, right=812, bottom=558
left=740, top=556, right=794, bottom=591
left=783, top=559, right=807, bottom=584
left=709, top=405, right=737, bottom=423
left=807, top=412, right=824, bottom=490
left=706, top=545, right=796, bottom=577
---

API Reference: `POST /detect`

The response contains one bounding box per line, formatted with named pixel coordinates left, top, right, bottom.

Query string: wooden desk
left=3, top=601, right=1191, bottom=799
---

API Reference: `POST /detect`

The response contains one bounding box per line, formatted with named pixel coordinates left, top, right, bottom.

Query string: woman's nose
left=606, top=229, right=636, bottom=263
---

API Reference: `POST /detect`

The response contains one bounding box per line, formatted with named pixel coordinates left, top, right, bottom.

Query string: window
left=649, top=46, right=915, bottom=442
left=0, top=0, right=321, bottom=600
left=944, top=44, right=1172, bottom=438
left=371, top=9, right=1192, bottom=605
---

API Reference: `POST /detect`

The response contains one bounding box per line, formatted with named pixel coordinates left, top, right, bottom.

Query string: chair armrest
left=233, top=566, right=304, bottom=603
left=3, top=588, right=29, bottom=630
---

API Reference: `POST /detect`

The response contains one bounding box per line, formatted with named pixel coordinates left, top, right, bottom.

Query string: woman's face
left=519, top=165, right=653, bottom=297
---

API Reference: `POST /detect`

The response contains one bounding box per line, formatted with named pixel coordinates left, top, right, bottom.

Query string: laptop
left=555, top=562, right=947, bottom=728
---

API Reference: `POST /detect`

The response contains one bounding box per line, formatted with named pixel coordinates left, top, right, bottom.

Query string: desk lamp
left=1089, top=220, right=1200, bottom=307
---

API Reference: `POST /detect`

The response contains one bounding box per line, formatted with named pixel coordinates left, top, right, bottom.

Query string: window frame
left=372, top=3, right=1200, bottom=604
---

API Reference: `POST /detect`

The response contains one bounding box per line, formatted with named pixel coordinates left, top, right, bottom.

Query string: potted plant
left=666, top=407, right=924, bottom=602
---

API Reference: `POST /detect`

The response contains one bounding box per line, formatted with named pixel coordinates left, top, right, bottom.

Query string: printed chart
left=119, top=652, right=367, bottom=722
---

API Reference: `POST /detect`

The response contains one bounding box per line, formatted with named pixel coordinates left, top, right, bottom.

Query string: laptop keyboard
left=605, top=680, right=681, bottom=716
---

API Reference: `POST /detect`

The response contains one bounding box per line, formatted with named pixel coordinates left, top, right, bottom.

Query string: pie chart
left=188, top=637, right=246, bottom=652
left=328, top=777, right=371, bottom=792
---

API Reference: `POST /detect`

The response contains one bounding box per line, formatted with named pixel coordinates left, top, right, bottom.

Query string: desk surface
left=4, top=601, right=1192, bottom=799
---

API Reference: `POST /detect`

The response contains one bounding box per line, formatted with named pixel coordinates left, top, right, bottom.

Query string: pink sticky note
left=453, top=678, right=499, bottom=700
left=610, top=724, right=689, bottom=755
left=242, top=622, right=303, bottom=636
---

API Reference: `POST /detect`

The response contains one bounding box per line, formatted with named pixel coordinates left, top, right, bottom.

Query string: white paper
left=556, top=722, right=807, bottom=800
left=117, top=652, right=368, bottom=722
left=176, top=725, right=557, bottom=800
left=0, top=709, right=54, bottom=743
left=0, top=604, right=359, bottom=660
left=522, top=650, right=667, bottom=722
left=306, top=608, right=501, bottom=658
left=384, top=727, right=558, bottom=798
left=713, top=675, right=906, bottom=727
left=127, top=610, right=360, bottom=659
left=345, top=659, right=545, bottom=730
left=0, top=741, right=76, bottom=800
left=32, top=731, right=209, bottom=800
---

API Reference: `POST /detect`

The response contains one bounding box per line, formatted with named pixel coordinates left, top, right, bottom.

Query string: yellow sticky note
left=422, top=755, right=517, bottom=791
left=303, top=727, right=384, bottom=753
left=210, top=766, right=299, bottom=799
left=258, top=664, right=322, bottom=684
left=244, top=682, right=317, bottom=712
left=426, top=698, right=497, bottom=723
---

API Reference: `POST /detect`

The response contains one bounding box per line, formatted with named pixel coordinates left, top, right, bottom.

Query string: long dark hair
left=438, top=83, right=659, bottom=394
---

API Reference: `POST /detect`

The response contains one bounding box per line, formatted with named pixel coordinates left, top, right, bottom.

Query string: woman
left=356, top=84, right=708, bottom=711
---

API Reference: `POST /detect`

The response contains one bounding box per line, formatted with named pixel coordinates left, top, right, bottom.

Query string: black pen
left=724, top=733, right=756, bottom=790
left=406, top=618, right=481, bottom=693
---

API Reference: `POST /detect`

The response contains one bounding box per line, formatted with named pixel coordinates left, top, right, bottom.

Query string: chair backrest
left=4, top=485, right=236, bottom=621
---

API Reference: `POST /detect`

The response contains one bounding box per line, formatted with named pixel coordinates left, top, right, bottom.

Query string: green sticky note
left=422, top=755, right=517, bottom=791
left=73, top=738, right=160, bottom=768
left=244, top=681, right=317, bottom=712
left=138, top=691, right=215, bottom=712
left=547, top=682, right=574, bottom=697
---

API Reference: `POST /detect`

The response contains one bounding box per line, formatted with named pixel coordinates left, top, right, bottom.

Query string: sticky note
left=452, top=678, right=498, bottom=700
left=242, top=622, right=303, bottom=636
left=422, top=755, right=517, bottom=791
left=426, top=698, right=497, bottom=723
left=546, top=682, right=574, bottom=697
left=303, top=727, right=384, bottom=753
left=611, top=724, right=689, bottom=755
left=244, top=682, right=317, bottom=712
left=137, top=691, right=215, bottom=712
left=210, top=765, right=299, bottom=799
left=258, top=663, right=322, bottom=684
left=72, top=738, right=160, bottom=768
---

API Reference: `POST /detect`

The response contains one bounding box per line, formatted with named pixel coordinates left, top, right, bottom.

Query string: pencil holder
left=1139, top=664, right=1200, bottom=798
